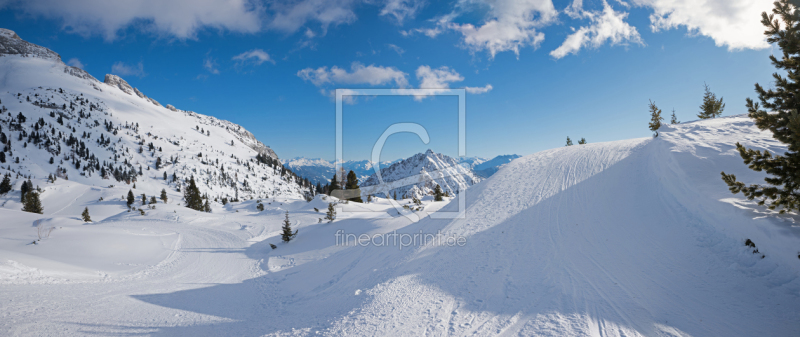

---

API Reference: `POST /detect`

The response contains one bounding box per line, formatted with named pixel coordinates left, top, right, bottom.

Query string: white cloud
left=387, top=43, right=405, bottom=55
left=66, top=58, right=84, bottom=69
left=232, top=49, right=274, bottom=65
left=204, top=57, right=220, bottom=74
left=0, top=0, right=262, bottom=40
left=441, top=0, right=559, bottom=58
left=466, top=84, right=493, bottom=94
left=380, top=0, right=425, bottom=24
left=267, top=0, right=358, bottom=33
left=416, top=65, right=464, bottom=88
left=297, top=62, right=409, bottom=87
left=550, top=1, right=643, bottom=59
left=631, top=0, right=771, bottom=50
left=415, top=65, right=491, bottom=100
left=111, top=61, right=145, bottom=77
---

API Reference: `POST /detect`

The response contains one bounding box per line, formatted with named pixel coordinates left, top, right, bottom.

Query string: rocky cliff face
left=0, top=28, right=60, bottom=61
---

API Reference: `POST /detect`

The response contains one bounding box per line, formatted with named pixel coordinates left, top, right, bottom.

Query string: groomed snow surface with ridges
left=2, top=113, right=799, bottom=336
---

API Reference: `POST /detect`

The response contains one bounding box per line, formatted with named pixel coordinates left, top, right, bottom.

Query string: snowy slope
left=0, top=29, right=310, bottom=206
left=360, top=149, right=481, bottom=199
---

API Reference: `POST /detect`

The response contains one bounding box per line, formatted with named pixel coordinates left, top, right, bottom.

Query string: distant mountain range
left=473, top=154, right=522, bottom=178
left=283, top=152, right=520, bottom=188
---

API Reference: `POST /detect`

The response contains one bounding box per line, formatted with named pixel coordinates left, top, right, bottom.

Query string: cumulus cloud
left=440, top=0, right=558, bottom=58
left=111, top=61, right=145, bottom=77
left=297, top=62, right=409, bottom=87
left=267, top=0, right=358, bottom=33
left=415, top=65, right=491, bottom=100
left=66, top=58, right=84, bottom=69
left=0, top=0, right=262, bottom=40
left=380, top=0, right=425, bottom=24
left=232, top=49, right=274, bottom=65
left=631, top=0, right=771, bottom=50
left=550, top=1, right=643, bottom=59
left=416, top=65, right=464, bottom=88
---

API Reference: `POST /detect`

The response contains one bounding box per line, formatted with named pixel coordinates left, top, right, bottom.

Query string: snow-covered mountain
left=281, top=158, right=397, bottom=186
left=472, top=154, right=521, bottom=177
left=0, top=28, right=310, bottom=203
left=360, top=149, right=480, bottom=199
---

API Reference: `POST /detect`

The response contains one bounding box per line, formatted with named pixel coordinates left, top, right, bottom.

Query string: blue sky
left=0, top=0, right=776, bottom=162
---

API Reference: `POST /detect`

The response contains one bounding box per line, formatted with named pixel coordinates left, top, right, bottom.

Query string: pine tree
left=434, top=185, right=444, bottom=201
left=325, top=202, right=336, bottom=222
left=329, top=173, right=339, bottom=193
left=203, top=199, right=211, bottom=213
left=345, top=170, right=363, bottom=202
left=22, top=191, right=43, bottom=214
left=697, top=83, right=725, bottom=119
left=20, top=179, right=30, bottom=202
left=163, top=171, right=167, bottom=180
left=670, top=109, right=679, bottom=124
left=648, top=100, right=664, bottom=137
left=578, top=138, right=587, bottom=145
left=281, top=211, right=297, bottom=242
left=81, top=207, right=91, bottom=222
left=0, top=174, right=11, bottom=194
left=184, top=176, right=204, bottom=211
left=127, top=189, right=135, bottom=207
left=160, top=189, right=168, bottom=203
left=565, top=136, right=573, bottom=146
left=141, top=193, right=147, bottom=205
left=721, top=0, right=800, bottom=213
left=393, top=191, right=397, bottom=200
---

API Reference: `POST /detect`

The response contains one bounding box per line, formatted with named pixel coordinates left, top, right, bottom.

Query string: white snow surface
left=2, top=113, right=799, bottom=336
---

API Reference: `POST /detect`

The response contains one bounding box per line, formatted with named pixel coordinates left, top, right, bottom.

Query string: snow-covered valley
left=2, top=113, right=800, bottom=336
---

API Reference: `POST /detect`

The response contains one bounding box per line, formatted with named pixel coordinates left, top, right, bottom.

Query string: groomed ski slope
left=2, top=115, right=800, bottom=336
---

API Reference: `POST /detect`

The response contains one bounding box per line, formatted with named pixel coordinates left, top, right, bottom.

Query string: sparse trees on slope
left=281, top=211, right=297, bottom=242
left=648, top=100, right=664, bottom=137
left=184, top=176, right=204, bottom=211
left=578, top=138, right=587, bottom=145
left=81, top=207, right=91, bottom=222
left=721, top=0, right=800, bottom=213
left=566, top=136, right=573, bottom=146
left=697, top=83, right=725, bottom=119
left=22, top=191, right=43, bottom=214
left=160, top=189, right=168, bottom=203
